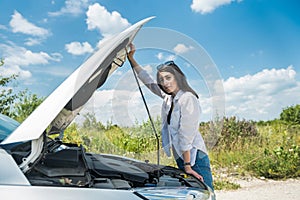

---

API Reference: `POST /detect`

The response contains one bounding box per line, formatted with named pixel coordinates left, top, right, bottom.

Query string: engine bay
left=9, top=139, right=207, bottom=190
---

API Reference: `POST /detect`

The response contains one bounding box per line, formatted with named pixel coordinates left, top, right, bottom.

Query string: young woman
left=127, top=44, right=214, bottom=190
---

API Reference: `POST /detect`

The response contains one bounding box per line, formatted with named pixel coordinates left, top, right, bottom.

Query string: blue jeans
left=175, top=150, right=214, bottom=191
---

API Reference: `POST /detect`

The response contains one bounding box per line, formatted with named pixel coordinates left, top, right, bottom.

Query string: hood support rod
left=129, top=61, right=160, bottom=167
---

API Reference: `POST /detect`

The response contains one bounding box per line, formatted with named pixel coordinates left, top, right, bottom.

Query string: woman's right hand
left=126, top=43, right=142, bottom=72
left=184, top=165, right=204, bottom=182
left=127, top=43, right=136, bottom=61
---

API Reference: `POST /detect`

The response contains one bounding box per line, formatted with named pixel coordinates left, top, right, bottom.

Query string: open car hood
left=1, top=17, right=154, bottom=145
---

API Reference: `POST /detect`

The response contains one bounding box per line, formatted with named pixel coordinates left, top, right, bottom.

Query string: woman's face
left=158, top=71, right=179, bottom=96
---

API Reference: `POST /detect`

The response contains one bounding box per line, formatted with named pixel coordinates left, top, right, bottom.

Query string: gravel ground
left=214, top=178, right=300, bottom=200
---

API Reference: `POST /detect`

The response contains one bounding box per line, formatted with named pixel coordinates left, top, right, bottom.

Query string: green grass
left=63, top=117, right=300, bottom=190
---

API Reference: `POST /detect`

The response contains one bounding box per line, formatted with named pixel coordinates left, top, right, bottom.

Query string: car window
left=0, top=114, right=20, bottom=142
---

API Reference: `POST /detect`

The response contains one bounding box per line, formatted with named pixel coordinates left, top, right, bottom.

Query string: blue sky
left=1, top=0, right=299, bottom=125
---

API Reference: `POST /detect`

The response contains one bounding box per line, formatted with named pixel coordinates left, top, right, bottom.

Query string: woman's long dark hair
left=156, top=61, right=199, bottom=99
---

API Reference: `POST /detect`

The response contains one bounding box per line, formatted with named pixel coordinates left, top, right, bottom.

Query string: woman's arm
left=127, top=44, right=164, bottom=98
left=182, top=151, right=203, bottom=181
left=127, top=44, right=143, bottom=73
left=178, top=93, right=203, bottom=181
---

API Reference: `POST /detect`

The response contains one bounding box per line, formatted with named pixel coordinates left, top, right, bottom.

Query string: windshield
left=0, top=114, right=20, bottom=142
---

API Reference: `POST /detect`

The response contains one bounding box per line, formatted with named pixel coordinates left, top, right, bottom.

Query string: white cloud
left=0, top=64, right=31, bottom=79
left=65, top=41, right=94, bottom=55
left=191, top=0, right=242, bottom=14
left=80, top=87, right=162, bottom=127
left=0, top=24, right=7, bottom=30
left=79, top=69, right=163, bottom=126
left=78, top=66, right=300, bottom=126
left=9, top=11, right=50, bottom=37
left=155, top=52, right=176, bottom=62
left=48, top=0, right=89, bottom=16
left=156, top=52, right=164, bottom=60
left=86, top=3, right=130, bottom=38
left=223, top=66, right=300, bottom=120
left=0, top=43, right=61, bottom=79
left=25, top=38, right=43, bottom=46
left=80, top=89, right=137, bottom=126
left=144, top=64, right=154, bottom=74
left=173, top=43, right=194, bottom=54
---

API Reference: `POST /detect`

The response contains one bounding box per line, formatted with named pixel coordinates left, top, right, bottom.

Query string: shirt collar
left=173, top=90, right=184, bottom=101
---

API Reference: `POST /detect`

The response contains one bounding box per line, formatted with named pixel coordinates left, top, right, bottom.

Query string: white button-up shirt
left=138, top=69, right=207, bottom=166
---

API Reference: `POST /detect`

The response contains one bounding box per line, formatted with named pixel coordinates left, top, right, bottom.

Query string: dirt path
left=215, top=178, right=300, bottom=200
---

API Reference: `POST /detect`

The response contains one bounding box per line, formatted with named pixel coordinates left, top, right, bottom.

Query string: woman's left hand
left=184, top=165, right=204, bottom=182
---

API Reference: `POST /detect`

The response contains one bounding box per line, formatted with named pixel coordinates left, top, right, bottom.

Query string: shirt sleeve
left=137, top=69, right=164, bottom=98
left=178, top=92, right=200, bottom=152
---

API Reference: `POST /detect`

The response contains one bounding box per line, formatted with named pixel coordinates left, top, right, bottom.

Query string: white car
left=0, top=17, right=215, bottom=200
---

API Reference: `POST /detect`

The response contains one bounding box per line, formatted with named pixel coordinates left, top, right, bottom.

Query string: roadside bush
left=280, top=104, right=300, bottom=125
left=247, top=124, right=300, bottom=179
left=248, top=144, right=300, bottom=179
left=63, top=123, right=85, bottom=148
left=201, top=116, right=260, bottom=151
left=104, top=119, right=160, bottom=154
left=62, top=112, right=299, bottom=182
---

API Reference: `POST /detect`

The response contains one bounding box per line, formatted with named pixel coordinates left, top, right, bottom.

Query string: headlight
left=135, top=187, right=215, bottom=200
left=186, top=189, right=215, bottom=200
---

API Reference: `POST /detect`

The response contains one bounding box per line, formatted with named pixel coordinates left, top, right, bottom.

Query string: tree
left=82, top=113, right=105, bottom=131
left=280, top=104, right=300, bottom=125
left=14, top=90, right=44, bottom=122
left=0, top=58, right=18, bottom=117
left=0, top=58, right=44, bottom=121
